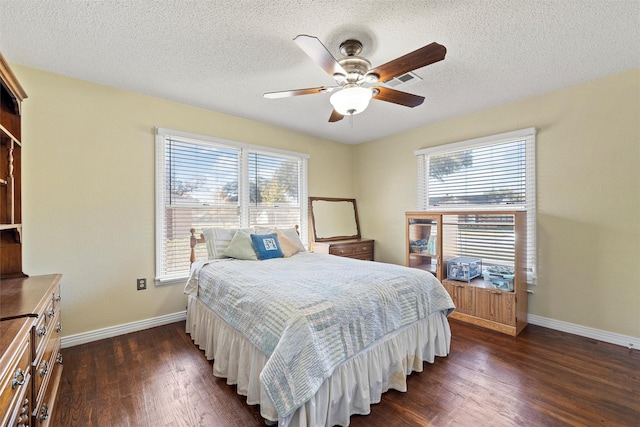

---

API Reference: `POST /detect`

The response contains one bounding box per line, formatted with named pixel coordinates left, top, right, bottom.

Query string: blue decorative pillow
left=250, top=233, right=284, bottom=260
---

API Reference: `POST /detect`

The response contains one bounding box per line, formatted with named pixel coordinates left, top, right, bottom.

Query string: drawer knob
left=37, top=325, right=47, bottom=337
left=11, top=368, right=26, bottom=389
left=56, top=322, right=63, bottom=333
left=55, top=295, right=62, bottom=302
left=48, top=308, right=56, bottom=318
left=362, top=247, right=368, bottom=251
left=57, top=353, right=64, bottom=365
left=340, top=250, right=345, bottom=254
left=40, top=403, right=50, bottom=421
left=40, top=360, right=49, bottom=377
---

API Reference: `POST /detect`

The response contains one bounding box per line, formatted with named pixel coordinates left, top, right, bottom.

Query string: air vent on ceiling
left=382, top=71, right=422, bottom=88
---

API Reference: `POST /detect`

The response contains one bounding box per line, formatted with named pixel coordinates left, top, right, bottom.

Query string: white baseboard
left=60, top=310, right=638, bottom=351
left=61, top=311, right=187, bottom=349
left=527, top=314, right=640, bottom=350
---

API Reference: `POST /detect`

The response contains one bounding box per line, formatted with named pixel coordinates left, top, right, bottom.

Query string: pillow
left=278, top=227, right=306, bottom=252
left=273, top=228, right=300, bottom=258
left=222, top=230, right=257, bottom=260
left=250, top=233, right=284, bottom=260
left=255, top=226, right=306, bottom=253
left=201, top=227, right=251, bottom=259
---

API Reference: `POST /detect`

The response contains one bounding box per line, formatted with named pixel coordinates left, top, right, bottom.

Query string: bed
left=185, top=227, right=455, bottom=427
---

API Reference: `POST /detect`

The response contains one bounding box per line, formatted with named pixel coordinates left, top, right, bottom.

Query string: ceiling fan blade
left=328, top=109, right=344, bottom=122
left=264, top=86, right=338, bottom=99
left=372, top=86, right=425, bottom=108
left=294, top=35, right=347, bottom=79
left=369, top=42, right=446, bottom=83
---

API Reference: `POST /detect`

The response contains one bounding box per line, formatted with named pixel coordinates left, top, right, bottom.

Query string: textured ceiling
left=1, top=1, right=639, bottom=144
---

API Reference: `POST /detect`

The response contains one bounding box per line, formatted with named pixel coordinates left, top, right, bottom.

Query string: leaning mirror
left=309, top=197, right=361, bottom=242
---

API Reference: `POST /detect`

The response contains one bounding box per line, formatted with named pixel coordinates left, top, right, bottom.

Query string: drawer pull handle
left=40, top=360, right=49, bottom=377
left=56, top=322, right=62, bottom=333
left=48, top=308, right=55, bottom=318
left=40, top=403, right=50, bottom=421
left=12, top=368, right=26, bottom=389
left=55, top=295, right=62, bottom=302
left=362, top=247, right=368, bottom=251
left=17, top=414, right=29, bottom=426
left=37, top=325, right=47, bottom=337
left=57, top=353, right=64, bottom=365
left=340, top=250, right=345, bottom=254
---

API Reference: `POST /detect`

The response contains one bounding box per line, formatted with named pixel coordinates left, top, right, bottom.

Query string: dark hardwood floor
left=51, top=319, right=639, bottom=427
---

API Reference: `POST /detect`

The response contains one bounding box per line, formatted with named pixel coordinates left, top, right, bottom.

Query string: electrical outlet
left=137, top=278, right=147, bottom=290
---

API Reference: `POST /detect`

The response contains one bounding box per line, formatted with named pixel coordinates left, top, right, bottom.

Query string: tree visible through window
left=155, top=128, right=308, bottom=282
left=416, top=128, right=536, bottom=284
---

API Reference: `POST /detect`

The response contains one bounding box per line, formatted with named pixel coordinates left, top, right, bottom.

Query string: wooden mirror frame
left=309, top=197, right=361, bottom=242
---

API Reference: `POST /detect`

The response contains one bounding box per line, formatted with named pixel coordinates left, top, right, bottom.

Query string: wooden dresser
left=0, top=274, right=63, bottom=427
left=1, top=52, right=63, bottom=425
left=313, top=238, right=375, bottom=261
left=309, top=197, right=374, bottom=261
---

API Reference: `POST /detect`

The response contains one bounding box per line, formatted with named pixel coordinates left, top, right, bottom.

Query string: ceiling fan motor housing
left=334, top=39, right=375, bottom=84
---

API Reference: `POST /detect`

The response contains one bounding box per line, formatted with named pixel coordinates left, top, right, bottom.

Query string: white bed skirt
left=186, top=295, right=451, bottom=427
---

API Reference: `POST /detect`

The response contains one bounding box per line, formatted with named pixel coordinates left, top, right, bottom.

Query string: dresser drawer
left=0, top=321, right=32, bottom=427
left=314, top=239, right=374, bottom=261
left=34, top=310, right=61, bottom=404
left=32, top=303, right=52, bottom=358
left=329, top=242, right=372, bottom=256
left=33, top=341, right=61, bottom=426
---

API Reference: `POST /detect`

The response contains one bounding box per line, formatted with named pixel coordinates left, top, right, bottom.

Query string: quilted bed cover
left=185, top=252, right=455, bottom=418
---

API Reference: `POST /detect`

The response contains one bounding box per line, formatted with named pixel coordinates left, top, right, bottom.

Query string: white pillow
left=202, top=227, right=251, bottom=259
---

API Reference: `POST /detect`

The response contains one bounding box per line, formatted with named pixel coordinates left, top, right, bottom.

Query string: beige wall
left=15, top=65, right=355, bottom=337
left=354, top=68, right=640, bottom=338
left=14, top=63, right=640, bottom=340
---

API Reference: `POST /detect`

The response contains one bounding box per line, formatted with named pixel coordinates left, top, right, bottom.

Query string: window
left=155, top=128, right=308, bottom=282
left=415, top=128, right=536, bottom=284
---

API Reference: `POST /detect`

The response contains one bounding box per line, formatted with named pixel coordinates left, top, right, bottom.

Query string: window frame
left=155, top=127, right=309, bottom=284
left=415, top=128, right=536, bottom=284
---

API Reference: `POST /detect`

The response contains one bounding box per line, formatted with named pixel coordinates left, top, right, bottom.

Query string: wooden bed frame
left=189, top=228, right=205, bottom=264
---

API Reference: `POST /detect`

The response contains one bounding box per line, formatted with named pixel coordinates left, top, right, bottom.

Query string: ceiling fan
left=264, top=35, right=447, bottom=123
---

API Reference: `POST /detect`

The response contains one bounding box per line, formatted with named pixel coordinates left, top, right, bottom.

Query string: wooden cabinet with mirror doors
left=406, top=214, right=441, bottom=277
left=406, top=210, right=527, bottom=336
left=309, top=197, right=374, bottom=261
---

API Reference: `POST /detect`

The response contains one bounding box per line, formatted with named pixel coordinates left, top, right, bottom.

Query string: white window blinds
left=246, top=150, right=305, bottom=229
left=442, top=213, right=517, bottom=267
left=416, top=128, right=536, bottom=284
left=155, top=128, right=308, bottom=282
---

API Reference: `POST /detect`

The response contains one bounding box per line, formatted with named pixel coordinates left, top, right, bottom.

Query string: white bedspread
left=186, top=252, right=454, bottom=418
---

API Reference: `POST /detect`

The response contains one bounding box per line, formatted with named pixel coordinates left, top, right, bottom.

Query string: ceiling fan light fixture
left=329, top=86, right=373, bottom=116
